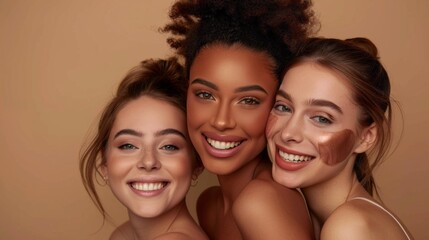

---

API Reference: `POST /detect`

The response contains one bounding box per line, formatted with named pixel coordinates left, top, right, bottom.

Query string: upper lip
left=275, top=144, right=315, bottom=158
left=202, top=131, right=246, bottom=142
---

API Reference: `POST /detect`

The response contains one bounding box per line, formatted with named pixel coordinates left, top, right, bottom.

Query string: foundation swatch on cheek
left=265, top=113, right=278, bottom=137
left=317, top=129, right=355, bottom=165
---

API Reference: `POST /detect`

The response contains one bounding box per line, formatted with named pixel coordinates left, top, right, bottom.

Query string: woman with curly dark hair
left=162, top=1, right=317, bottom=239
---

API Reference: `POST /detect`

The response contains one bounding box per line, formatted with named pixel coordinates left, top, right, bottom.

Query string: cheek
left=265, top=113, right=278, bottom=138
left=317, top=129, right=356, bottom=165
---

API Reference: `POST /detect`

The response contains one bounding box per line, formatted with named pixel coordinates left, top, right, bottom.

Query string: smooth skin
left=102, top=96, right=208, bottom=240
left=189, top=44, right=314, bottom=240
left=267, top=62, right=411, bottom=240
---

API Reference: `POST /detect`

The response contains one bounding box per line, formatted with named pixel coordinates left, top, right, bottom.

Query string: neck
left=128, top=200, right=187, bottom=240
left=302, top=161, right=358, bottom=224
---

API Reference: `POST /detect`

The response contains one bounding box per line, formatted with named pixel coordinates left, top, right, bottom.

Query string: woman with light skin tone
left=79, top=58, right=208, bottom=240
left=162, top=1, right=317, bottom=239
left=266, top=37, right=413, bottom=240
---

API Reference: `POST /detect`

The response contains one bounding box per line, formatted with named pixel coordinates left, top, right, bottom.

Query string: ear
left=354, top=123, right=377, bottom=154
left=98, top=163, right=108, bottom=181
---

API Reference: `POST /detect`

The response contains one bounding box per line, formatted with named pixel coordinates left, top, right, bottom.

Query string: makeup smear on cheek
left=317, top=129, right=356, bottom=165
left=265, top=113, right=278, bottom=138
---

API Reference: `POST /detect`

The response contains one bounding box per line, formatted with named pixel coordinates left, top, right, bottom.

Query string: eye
left=311, top=116, right=333, bottom=125
left=160, top=144, right=179, bottom=151
left=273, top=103, right=292, bottom=113
left=118, top=143, right=138, bottom=150
left=239, top=97, right=260, bottom=105
left=195, top=91, right=214, bottom=100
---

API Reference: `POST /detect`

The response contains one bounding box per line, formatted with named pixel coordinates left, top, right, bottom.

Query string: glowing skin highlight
left=317, top=129, right=356, bottom=165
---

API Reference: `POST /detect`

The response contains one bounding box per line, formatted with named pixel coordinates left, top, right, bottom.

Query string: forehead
left=190, top=44, right=277, bottom=88
left=112, top=96, right=186, bottom=133
left=282, top=62, right=354, bottom=104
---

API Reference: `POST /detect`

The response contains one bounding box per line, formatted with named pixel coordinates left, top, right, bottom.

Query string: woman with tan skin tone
left=162, top=1, right=317, bottom=239
left=79, top=58, right=208, bottom=240
left=267, top=38, right=413, bottom=239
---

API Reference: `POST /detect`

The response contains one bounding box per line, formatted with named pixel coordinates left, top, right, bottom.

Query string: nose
left=280, top=115, right=303, bottom=143
left=136, top=149, right=161, bottom=171
left=210, top=101, right=236, bottom=131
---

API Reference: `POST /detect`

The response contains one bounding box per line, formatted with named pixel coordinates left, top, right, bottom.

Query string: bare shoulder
left=154, top=231, right=208, bottom=240
left=109, top=221, right=133, bottom=240
left=232, top=179, right=314, bottom=240
left=196, top=186, right=221, bottom=237
left=322, top=201, right=411, bottom=240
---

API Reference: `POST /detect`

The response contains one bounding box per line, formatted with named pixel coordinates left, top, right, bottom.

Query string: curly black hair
left=161, top=0, right=318, bottom=80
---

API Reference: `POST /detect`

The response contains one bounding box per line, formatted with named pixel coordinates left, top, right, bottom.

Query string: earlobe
left=354, top=123, right=377, bottom=153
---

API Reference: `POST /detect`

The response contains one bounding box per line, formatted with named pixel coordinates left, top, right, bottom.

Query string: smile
left=130, top=182, right=168, bottom=191
left=279, top=150, right=314, bottom=163
left=206, top=137, right=242, bottom=150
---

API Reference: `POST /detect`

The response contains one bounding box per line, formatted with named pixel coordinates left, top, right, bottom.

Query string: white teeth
left=131, top=182, right=165, bottom=191
left=279, top=151, right=312, bottom=163
left=207, top=137, right=241, bottom=150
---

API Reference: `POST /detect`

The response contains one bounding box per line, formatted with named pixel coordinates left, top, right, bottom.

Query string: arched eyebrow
left=113, top=128, right=186, bottom=140
left=235, top=85, right=267, bottom=94
left=155, top=128, right=186, bottom=140
left=114, top=129, right=142, bottom=139
left=308, top=99, right=343, bottom=114
left=191, top=78, right=267, bottom=94
left=190, top=78, right=217, bottom=90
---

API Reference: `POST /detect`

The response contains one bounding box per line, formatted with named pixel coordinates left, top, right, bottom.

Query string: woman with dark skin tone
left=267, top=37, right=413, bottom=240
left=162, top=1, right=317, bottom=239
left=80, top=58, right=208, bottom=240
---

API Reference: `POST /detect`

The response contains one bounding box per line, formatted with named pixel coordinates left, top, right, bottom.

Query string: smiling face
left=266, top=62, right=374, bottom=189
left=102, top=96, right=195, bottom=218
left=187, top=44, right=278, bottom=175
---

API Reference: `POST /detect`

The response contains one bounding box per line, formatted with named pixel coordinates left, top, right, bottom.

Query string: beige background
left=1, top=1, right=427, bottom=239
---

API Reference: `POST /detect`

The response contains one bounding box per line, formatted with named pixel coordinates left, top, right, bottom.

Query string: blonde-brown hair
left=79, top=57, right=193, bottom=219
left=287, top=37, right=393, bottom=196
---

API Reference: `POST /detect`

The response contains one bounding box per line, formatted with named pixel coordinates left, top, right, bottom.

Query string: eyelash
left=311, top=115, right=333, bottom=125
left=273, top=102, right=334, bottom=125
left=195, top=91, right=214, bottom=100
left=160, top=144, right=179, bottom=151
left=118, top=143, right=138, bottom=150
left=273, top=102, right=292, bottom=113
left=239, top=97, right=260, bottom=105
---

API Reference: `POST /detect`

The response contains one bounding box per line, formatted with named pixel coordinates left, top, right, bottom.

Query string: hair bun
left=345, top=37, right=379, bottom=59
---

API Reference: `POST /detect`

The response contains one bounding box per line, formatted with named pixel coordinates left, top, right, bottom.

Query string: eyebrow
left=277, top=89, right=343, bottom=114
left=191, top=78, right=267, bottom=94
left=190, top=78, right=218, bottom=90
left=155, top=128, right=187, bottom=140
left=114, top=129, right=143, bottom=139
left=308, top=99, right=343, bottom=114
left=235, top=85, right=267, bottom=94
left=113, top=128, right=186, bottom=140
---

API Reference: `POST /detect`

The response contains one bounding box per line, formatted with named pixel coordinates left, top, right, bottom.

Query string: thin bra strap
left=350, top=197, right=411, bottom=240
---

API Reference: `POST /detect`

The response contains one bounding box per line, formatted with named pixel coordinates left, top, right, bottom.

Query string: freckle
left=265, top=114, right=278, bottom=136
left=318, top=129, right=355, bottom=165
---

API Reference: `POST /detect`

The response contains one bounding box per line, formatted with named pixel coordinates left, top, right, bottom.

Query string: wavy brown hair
left=79, top=57, right=195, bottom=219
left=287, top=37, right=394, bottom=196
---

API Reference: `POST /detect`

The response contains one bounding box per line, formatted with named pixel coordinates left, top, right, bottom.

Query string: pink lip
left=200, top=132, right=245, bottom=159
left=274, top=145, right=313, bottom=171
left=203, top=131, right=245, bottom=142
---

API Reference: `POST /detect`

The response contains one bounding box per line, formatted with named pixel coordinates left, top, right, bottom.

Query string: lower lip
left=275, top=151, right=311, bottom=171
left=129, top=183, right=168, bottom=197
left=201, top=135, right=243, bottom=159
